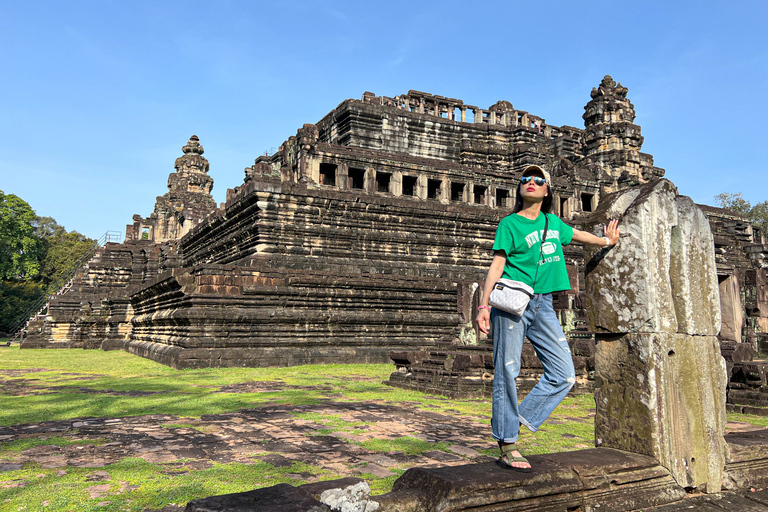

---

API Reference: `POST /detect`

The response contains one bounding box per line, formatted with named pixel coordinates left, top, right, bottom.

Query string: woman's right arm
left=476, top=251, right=507, bottom=334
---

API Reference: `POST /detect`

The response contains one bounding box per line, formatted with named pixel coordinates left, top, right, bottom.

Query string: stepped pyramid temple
left=22, top=76, right=768, bottom=412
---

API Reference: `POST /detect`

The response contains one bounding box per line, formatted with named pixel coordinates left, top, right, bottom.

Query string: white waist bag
left=488, top=213, right=549, bottom=317
left=489, top=279, right=534, bottom=316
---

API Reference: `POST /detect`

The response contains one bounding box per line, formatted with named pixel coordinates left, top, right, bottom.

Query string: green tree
left=751, top=201, right=768, bottom=233
left=0, top=280, right=45, bottom=334
left=715, top=192, right=768, bottom=233
left=33, top=216, right=67, bottom=240
left=0, top=190, right=41, bottom=280
left=39, top=231, right=97, bottom=289
left=0, top=194, right=97, bottom=333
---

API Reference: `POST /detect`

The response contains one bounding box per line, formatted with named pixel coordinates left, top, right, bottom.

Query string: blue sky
left=1, top=1, right=766, bottom=239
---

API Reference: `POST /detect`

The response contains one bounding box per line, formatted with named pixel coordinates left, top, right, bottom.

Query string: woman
left=476, top=164, right=619, bottom=472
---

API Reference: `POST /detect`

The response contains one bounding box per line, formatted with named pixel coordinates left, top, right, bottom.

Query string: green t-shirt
left=492, top=212, right=574, bottom=294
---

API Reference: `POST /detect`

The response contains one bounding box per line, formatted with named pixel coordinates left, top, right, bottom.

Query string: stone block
left=584, top=179, right=719, bottom=336
left=389, top=449, right=685, bottom=512
left=572, top=338, right=595, bottom=357
left=184, top=482, right=328, bottom=511
left=584, top=181, right=678, bottom=333
left=720, top=274, right=744, bottom=342
left=724, top=429, right=768, bottom=490
left=594, top=332, right=727, bottom=492
left=721, top=341, right=756, bottom=362
left=670, top=196, right=720, bottom=335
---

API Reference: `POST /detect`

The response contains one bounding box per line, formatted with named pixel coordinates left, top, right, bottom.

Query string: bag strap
left=531, top=213, right=549, bottom=291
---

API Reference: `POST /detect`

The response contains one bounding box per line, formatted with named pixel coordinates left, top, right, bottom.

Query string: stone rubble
left=320, top=481, right=379, bottom=512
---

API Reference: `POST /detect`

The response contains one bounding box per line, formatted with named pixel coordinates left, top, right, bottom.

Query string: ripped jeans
left=491, top=293, right=575, bottom=443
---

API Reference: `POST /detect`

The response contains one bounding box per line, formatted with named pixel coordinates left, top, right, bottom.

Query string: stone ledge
left=184, top=448, right=689, bottom=512
left=124, top=340, right=394, bottom=369
left=391, top=448, right=684, bottom=512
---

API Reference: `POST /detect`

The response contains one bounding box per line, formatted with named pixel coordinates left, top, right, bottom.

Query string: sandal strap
left=499, top=443, right=519, bottom=455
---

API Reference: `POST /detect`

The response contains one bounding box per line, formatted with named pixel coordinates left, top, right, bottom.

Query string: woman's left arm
left=571, top=219, right=620, bottom=247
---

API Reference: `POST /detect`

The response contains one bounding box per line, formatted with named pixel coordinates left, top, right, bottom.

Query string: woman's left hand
left=604, top=219, right=620, bottom=246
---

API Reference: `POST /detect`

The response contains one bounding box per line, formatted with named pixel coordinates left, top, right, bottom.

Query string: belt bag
left=489, top=279, right=534, bottom=316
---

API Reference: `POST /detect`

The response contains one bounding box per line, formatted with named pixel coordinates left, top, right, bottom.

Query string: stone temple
left=22, top=76, right=768, bottom=413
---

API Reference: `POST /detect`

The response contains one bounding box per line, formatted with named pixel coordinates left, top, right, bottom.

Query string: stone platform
left=187, top=432, right=768, bottom=511
left=388, top=337, right=596, bottom=399
left=119, top=265, right=465, bottom=369
left=186, top=485, right=768, bottom=512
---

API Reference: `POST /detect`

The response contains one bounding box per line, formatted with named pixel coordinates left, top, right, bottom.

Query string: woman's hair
left=512, top=182, right=553, bottom=214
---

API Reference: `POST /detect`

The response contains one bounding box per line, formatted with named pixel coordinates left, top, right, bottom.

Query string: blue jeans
left=491, top=293, right=575, bottom=443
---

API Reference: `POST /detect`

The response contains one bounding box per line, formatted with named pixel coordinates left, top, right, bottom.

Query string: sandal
left=496, top=442, right=532, bottom=472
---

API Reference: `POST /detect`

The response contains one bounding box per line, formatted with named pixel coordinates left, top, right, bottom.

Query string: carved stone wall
left=183, top=181, right=499, bottom=279
left=122, top=266, right=462, bottom=369
left=23, top=241, right=177, bottom=349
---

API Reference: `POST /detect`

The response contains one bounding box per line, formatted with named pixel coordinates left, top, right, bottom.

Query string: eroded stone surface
left=585, top=180, right=678, bottom=333
left=670, top=196, right=721, bottom=335
left=594, top=333, right=727, bottom=492
left=391, top=448, right=685, bottom=512
left=584, top=180, right=728, bottom=492
left=584, top=180, right=719, bottom=336
left=320, top=481, right=379, bottom=512
left=184, top=483, right=329, bottom=512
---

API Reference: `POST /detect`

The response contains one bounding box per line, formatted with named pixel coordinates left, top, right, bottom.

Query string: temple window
left=581, top=193, right=594, bottom=212
left=141, top=227, right=150, bottom=240
left=348, top=167, right=365, bottom=189
left=496, top=188, right=509, bottom=208
left=319, top=163, right=337, bottom=186
left=402, top=175, right=418, bottom=196
left=451, top=182, right=465, bottom=202
left=375, top=172, right=392, bottom=193
left=754, top=226, right=764, bottom=244
left=473, top=185, right=487, bottom=205
left=427, top=179, right=442, bottom=200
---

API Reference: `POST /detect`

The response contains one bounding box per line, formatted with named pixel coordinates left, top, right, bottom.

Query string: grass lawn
left=1, top=345, right=754, bottom=511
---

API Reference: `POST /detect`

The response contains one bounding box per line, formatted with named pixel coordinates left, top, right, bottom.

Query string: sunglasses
left=520, top=176, right=547, bottom=186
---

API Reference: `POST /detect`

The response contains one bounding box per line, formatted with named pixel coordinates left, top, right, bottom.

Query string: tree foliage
left=0, top=280, right=45, bottom=333
left=39, top=231, right=97, bottom=289
left=0, top=191, right=97, bottom=333
left=715, top=193, right=768, bottom=233
left=34, top=216, right=67, bottom=240
left=0, top=190, right=41, bottom=280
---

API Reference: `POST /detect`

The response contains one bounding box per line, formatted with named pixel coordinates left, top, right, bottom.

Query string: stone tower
left=126, top=135, right=217, bottom=243
left=582, top=75, right=664, bottom=193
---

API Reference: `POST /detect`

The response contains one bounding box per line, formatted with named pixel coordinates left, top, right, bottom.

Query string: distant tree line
left=0, top=190, right=97, bottom=334
left=715, top=193, right=768, bottom=233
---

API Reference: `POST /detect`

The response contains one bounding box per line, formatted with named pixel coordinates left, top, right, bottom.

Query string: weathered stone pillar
left=719, top=273, right=743, bottom=342
left=584, top=179, right=728, bottom=492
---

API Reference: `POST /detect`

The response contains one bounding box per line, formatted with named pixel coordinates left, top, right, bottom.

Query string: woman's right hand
left=476, top=308, right=491, bottom=334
